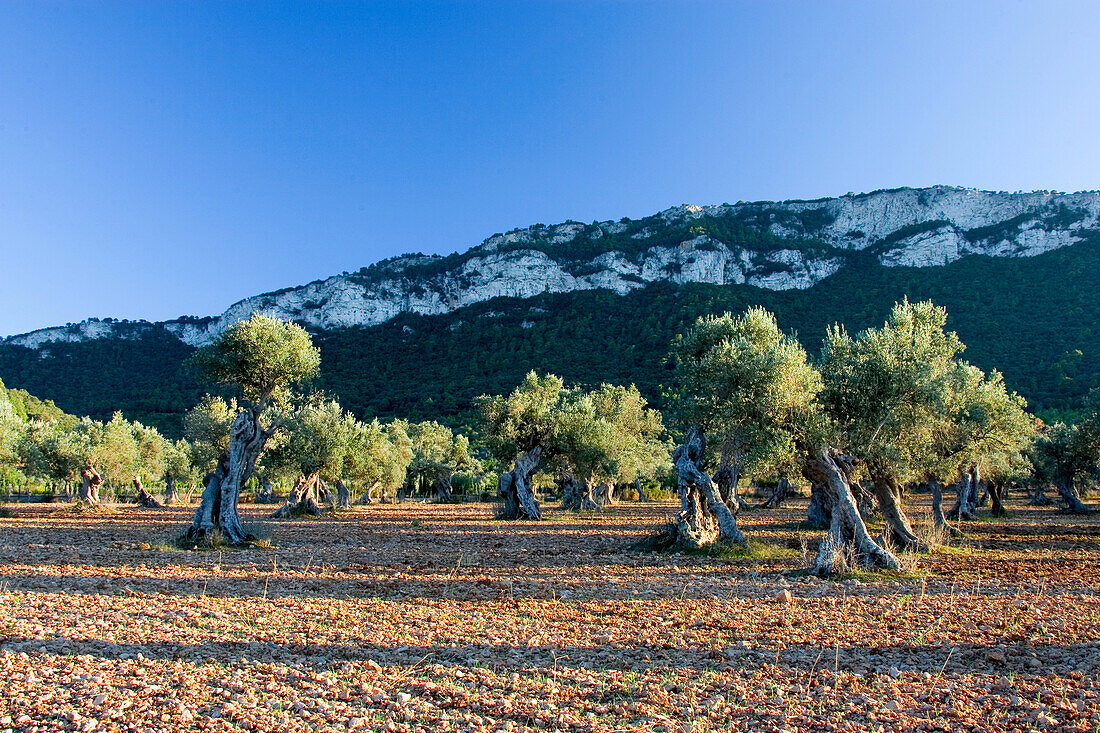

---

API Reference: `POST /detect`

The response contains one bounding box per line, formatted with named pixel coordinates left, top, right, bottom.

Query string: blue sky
left=2, top=1, right=1099, bottom=336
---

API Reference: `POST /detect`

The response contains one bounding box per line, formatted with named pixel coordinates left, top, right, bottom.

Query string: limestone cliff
left=7, top=185, right=1097, bottom=349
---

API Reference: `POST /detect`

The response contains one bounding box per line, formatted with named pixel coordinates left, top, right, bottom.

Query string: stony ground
left=0, top=495, right=1097, bottom=733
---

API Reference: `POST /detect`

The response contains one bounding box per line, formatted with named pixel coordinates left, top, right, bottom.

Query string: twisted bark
left=184, top=407, right=271, bottom=545
left=806, top=451, right=899, bottom=576
left=77, top=465, right=102, bottom=505
left=498, top=447, right=542, bottom=520
left=988, top=480, right=1007, bottom=517
left=761, top=478, right=794, bottom=509
left=870, top=473, right=924, bottom=552
left=354, top=480, right=381, bottom=505
left=272, top=473, right=326, bottom=518
left=805, top=480, right=831, bottom=527
left=1057, top=480, right=1090, bottom=514
left=635, top=477, right=647, bottom=502
left=336, top=479, right=352, bottom=509
left=163, top=474, right=180, bottom=505
left=133, top=477, right=162, bottom=508
left=255, top=475, right=278, bottom=504
left=929, top=479, right=960, bottom=537
left=947, top=466, right=979, bottom=521
left=673, top=427, right=746, bottom=548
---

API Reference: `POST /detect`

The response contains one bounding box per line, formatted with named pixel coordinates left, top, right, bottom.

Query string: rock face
left=7, top=186, right=1100, bottom=349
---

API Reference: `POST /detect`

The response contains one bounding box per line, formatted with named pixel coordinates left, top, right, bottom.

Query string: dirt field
left=0, top=496, right=1098, bottom=732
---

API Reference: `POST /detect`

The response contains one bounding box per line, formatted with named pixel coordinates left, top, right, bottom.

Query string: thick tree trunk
left=929, top=479, right=960, bottom=537
left=561, top=475, right=599, bottom=511
left=272, top=473, right=325, bottom=518
left=188, top=461, right=227, bottom=540
left=947, top=467, right=979, bottom=521
left=673, top=426, right=746, bottom=548
left=255, top=475, right=277, bottom=504
left=317, top=478, right=335, bottom=507
left=1028, top=483, right=1053, bottom=506
left=806, top=451, right=899, bottom=576
left=336, top=479, right=352, bottom=509
left=1057, top=479, right=1090, bottom=514
left=761, top=478, right=794, bottom=509
left=870, top=474, right=924, bottom=552
left=975, top=480, right=990, bottom=508
left=184, top=407, right=270, bottom=545
left=635, top=477, right=647, bottom=502
left=805, top=481, right=831, bottom=527
left=77, top=466, right=102, bottom=505
left=594, top=482, right=615, bottom=507
left=164, top=474, right=180, bottom=505
left=498, top=446, right=542, bottom=520
left=713, top=441, right=750, bottom=512
left=133, top=477, right=162, bottom=508
left=433, top=475, right=453, bottom=502
left=988, top=481, right=1007, bottom=517
left=354, top=480, right=381, bottom=505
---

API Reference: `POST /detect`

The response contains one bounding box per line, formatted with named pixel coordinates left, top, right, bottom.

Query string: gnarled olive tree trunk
left=947, top=466, right=981, bottom=521
left=498, top=446, right=542, bottom=520
left=133, top=477, right=162, bottom=508
left=164, top=474, right=180, bottom=505
left=433, top=474, right=453, bottom=502
left=929, top=479, right=960, bottom=537
left=870, top=473, right=924, bottom=552
left=594, top=482, right=615, bottom=507
left=673, top=427, right=746, bottom=549
left=561, top=475, right=599, bottom=511
left=761, top=478, right=794, bottom=509
left=805, top=480, right=831, bottom=527
left=806, top=451, right=899, bottom=576
left=354, top=480, right=381, bottom=505
left=336, top=479, right=352, bottom=509
left=713, top=440, right=750, bottom=512
left=1057, top=479, right=1090, bottom=514
left=78, top=465, right=102, bottom=505
left=185, top=407, right=271, bottom=545
left=256, top=475, right=278, bottom=504
left=635, top=477, right=647, bottom=502
left=988, top=480, right=1007, bottom=517
left=272, top=473, right=326, bottom=518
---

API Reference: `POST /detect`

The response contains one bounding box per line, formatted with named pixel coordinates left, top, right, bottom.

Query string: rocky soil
left=0, top=496, right=1097, bottom=732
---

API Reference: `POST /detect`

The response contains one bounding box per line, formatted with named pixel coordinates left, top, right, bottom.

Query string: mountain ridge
left=6, top=185, right=1099, bottom=348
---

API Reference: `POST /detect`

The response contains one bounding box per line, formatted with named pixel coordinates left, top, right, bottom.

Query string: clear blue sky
left=2, top=1, right=1099, bottom=336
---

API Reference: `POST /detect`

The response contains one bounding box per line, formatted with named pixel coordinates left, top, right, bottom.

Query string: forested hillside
left=1, top=233, right=1097, bottom=439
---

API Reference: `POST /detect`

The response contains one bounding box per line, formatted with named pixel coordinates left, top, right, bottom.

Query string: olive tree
left=932, top=364, right=1034, bottom=525
left=478, top=373, right=569, bottom=520
left=479, top=373, right=664, bottom=520
left=1031, top=391, right=1100, bottom=515
left=348, top=419, right=414, bottom=504
left=556, top=384, right=667, bottom=511
left=0, top=390, right=24, bottom=486
left=819, top=300, right=967, bottom=552
left=404, top=421, right=477, bottom=502
left=668, top=309, right=820, bottom=549
left=183, top=315, right=320, bottom=545
left=268, top=398, right=355, bottom=517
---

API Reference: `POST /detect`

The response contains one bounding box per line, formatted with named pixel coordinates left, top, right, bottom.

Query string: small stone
left=1029, top=658, right=1043, bottom=669
left=348, top=718, right=366, bottom=729
left=397, top=692, right=412, bottom=705
left=987, top=651, right=1006, bottom=664
left=884, top=701, right=900, bottom=712
left=776, top=589, right=792, bottom=604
